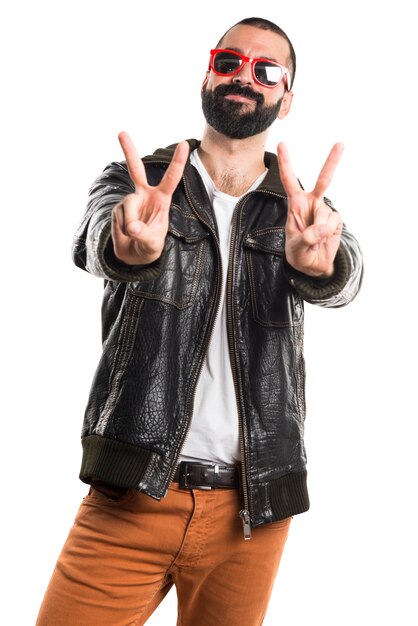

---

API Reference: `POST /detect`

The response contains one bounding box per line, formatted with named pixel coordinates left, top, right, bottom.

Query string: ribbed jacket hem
left=80, top=436, right=310, bottom=525
left=80, top=435, right=155, bottom=488
left=268, top=469, right=310, bottom=521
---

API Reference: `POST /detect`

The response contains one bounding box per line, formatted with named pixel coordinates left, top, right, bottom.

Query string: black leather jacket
left=72, top=139, right=363, bottom=533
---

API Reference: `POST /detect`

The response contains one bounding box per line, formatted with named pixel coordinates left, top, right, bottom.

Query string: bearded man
left=37, top=16, right=363, bottom=626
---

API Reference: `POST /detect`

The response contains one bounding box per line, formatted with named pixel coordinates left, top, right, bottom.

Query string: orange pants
left=37, top=483, right=291, bottom=626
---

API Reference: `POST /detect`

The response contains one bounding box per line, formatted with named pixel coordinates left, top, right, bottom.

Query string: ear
left=277, top=90, right=293, bottom=120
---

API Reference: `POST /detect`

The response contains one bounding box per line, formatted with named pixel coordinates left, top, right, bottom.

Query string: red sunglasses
left=209, top=49, right=290, bottom=89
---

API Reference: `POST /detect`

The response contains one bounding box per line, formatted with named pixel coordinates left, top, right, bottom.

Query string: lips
left=224, top=94, right=256, bottom=104
left=214, top=84, right=264, bottom=105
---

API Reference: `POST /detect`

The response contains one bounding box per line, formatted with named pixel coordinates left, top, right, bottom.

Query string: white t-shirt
left=179, top=150, right=267, bottom=465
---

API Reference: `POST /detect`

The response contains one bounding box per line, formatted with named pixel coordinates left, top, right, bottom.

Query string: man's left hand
left=277, top=142, right=344, bottom=277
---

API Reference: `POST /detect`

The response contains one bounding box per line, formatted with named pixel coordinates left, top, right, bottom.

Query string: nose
left=232, top=61, right=253, bottom=85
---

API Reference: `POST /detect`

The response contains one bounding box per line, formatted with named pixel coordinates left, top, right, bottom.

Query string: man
left=37, top=16, right=363, bottom=626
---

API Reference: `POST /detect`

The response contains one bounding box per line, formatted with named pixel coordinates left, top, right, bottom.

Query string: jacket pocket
left=244, top=227, right=303, bottom=327
left=128, top=214, right=209, bottom=309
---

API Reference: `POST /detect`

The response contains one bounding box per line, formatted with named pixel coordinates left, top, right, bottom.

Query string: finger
left=113, top=201, right=144, bottom=238
left=287, top=208, right=305, bottom=232
left=277, top=143, right=303, bottom=196
left=303, top=212, right=342, bottom=246
left=119, top=192, right=147, bottom=237
left=302, top=224, right=327, bottom=248
left=113, top=202, right=128, bottom=237
left=313, top=203, right=333, bottom=226
left=158, top=141, right=189, bottom=196
left=118, top=131, right=148, bottom=189
left=326, top=210, right=343, bottom=235
left=112, top=204, right=135, bottom=255
left=313, top=142, right=344, bottom=198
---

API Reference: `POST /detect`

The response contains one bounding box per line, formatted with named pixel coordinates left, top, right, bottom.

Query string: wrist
left=314, top=264, right=334, bottom=278
left=287, top=262, right=334, bottom=279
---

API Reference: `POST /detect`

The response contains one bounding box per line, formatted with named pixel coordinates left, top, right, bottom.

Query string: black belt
left=173, top=461, right=240, bottom=490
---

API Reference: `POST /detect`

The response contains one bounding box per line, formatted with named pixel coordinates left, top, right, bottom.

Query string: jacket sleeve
left=282, top=199, right=363, bottom=308
left=72, top=161, right=165, bottom=282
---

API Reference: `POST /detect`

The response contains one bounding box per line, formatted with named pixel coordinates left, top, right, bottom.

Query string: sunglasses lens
left=254, top=61, right=283, bottom=86
left=213, top=52, right=242, bottom=75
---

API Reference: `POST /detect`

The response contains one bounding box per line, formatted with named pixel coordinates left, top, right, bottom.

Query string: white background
left=1, top=0, right=417, bottom=624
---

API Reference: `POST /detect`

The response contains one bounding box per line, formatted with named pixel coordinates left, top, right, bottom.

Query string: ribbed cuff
left=80, top=435, right=155, bottom=488
left=282, top=244, right=351, bottom=302
left=97, top=221, right=165, bottom=283
left=268, top=469, right=310, bottom=520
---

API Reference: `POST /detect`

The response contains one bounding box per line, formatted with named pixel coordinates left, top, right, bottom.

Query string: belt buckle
left=178, top=462, right=215, bottom=490
left=179, top=461, right=192, bottom=489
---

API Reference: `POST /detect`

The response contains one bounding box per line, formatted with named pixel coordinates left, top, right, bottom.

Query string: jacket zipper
left=226, top=189, right=287, bottom=539
left=226, top=195, right=252, bottom=539
left=179, top=185, right=264, bottom=540
left=146, top=158, right=286, bottom=537
left=172, top=182, right=287, bottom=539
left=180, top=184, right=260, bottom=539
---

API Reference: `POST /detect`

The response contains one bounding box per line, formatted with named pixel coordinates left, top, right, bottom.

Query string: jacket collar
left=143, top=139, right=288, bottom=199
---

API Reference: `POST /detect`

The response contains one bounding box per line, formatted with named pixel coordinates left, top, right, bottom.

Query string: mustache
left=212, top=83, right=264, bottom=105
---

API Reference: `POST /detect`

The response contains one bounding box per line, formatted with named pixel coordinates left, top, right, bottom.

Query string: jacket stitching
left=246, top=249, right=302, bottom=328
left=95, top=296, right=144, bottom=435
left=128, top=238, right=207, bottom=309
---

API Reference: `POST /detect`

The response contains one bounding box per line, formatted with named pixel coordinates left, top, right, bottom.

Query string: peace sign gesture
left=278, top=143, right=344, bottom=277
left=112, top=132, right=189, bottom=266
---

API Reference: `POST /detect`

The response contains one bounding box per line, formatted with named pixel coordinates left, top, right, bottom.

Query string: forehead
left=219, top=24, right=290, bottom=64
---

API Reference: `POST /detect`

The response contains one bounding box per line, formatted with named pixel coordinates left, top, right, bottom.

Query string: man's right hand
left=112, top=131, right=189, bottom=266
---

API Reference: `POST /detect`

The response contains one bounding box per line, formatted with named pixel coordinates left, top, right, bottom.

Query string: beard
left=201, top=83, right=283, bottom=139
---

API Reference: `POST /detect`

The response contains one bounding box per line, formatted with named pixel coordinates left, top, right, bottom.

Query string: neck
left=198, top=125, right=268, bottom=196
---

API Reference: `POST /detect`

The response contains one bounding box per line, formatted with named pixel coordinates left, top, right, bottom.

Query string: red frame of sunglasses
left=209, top=49, right=289, bottom=89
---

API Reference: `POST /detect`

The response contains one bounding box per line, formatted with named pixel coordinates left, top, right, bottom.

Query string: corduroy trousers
left=36, top=481, right=291, bottom=626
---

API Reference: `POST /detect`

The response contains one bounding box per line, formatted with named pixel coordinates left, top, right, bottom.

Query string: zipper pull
left=239, top=509, right=252, bottom=540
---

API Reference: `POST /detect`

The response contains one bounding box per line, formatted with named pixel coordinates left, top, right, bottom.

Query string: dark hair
left=216, top=17, right=296, bottom=88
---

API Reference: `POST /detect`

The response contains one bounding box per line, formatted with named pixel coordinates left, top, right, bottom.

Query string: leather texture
left=72, top=139, right=363, bottom=527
